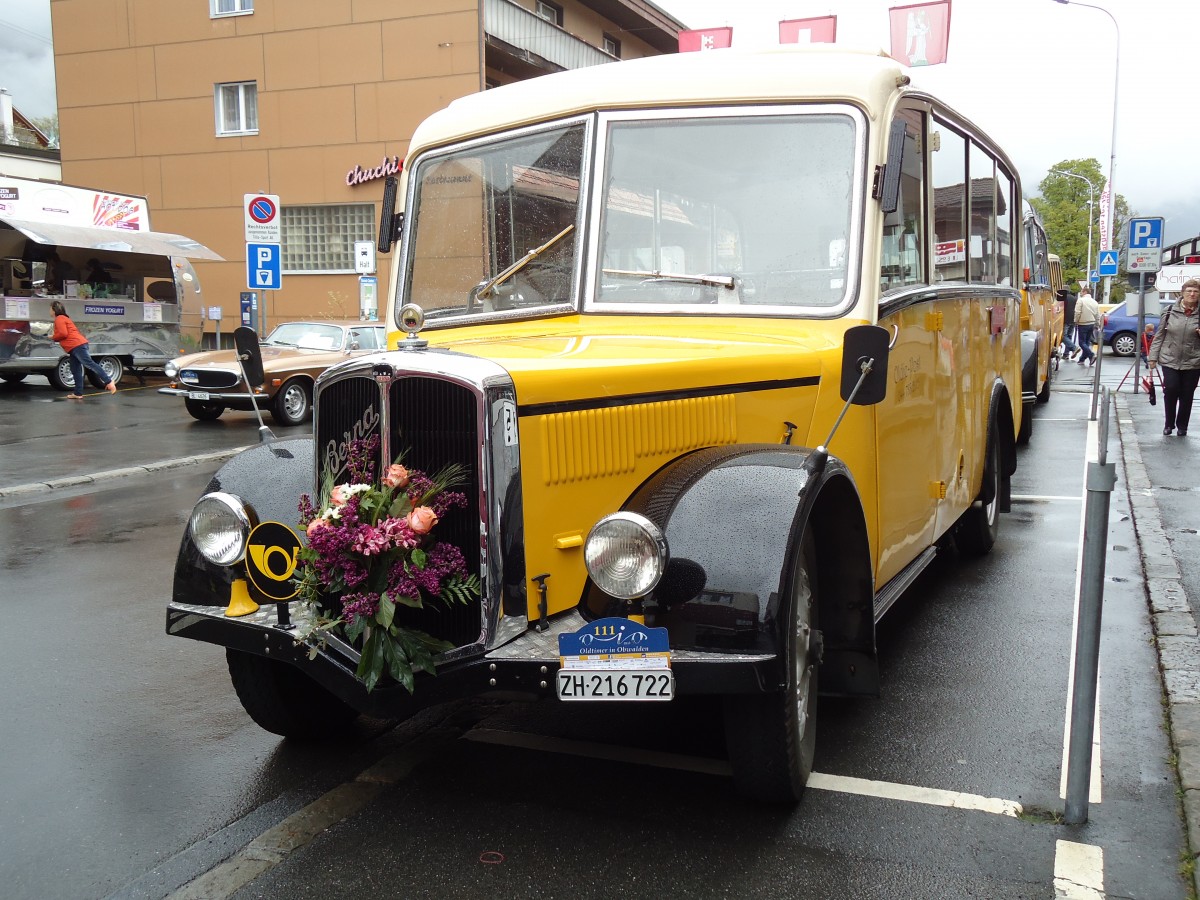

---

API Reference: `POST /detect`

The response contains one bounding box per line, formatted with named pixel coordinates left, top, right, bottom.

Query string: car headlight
left=164, top=361, right=179, bottom=379
left=189, top=492, right=252, bottom=566
left=584, top=512, right=668, bottom=600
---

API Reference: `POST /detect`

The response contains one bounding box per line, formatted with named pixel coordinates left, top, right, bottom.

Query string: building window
left=536, top=1, right=563, bottom=26
left=215, top=82, right=258, bottom=135
left=211, top=0, right=253, bottom=16
left=603, top=33, right=621, bottom=58
left=282, top=204, right=375, bottom=273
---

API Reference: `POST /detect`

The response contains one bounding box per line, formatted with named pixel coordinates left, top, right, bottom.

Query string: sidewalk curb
left=1116, top=394, right=1200, bottom=894
left=0, top=446, right=252, bottom=499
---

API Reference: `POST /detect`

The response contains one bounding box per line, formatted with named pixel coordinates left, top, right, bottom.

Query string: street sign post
left=247, top=243, right=281, bottom=290
left=1097, top=250, right=1119, bottom=278
left=244, top=194, right=281, bottom=243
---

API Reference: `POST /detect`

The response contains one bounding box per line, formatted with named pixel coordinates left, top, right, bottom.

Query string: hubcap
left=284, top=386, right=306, bottom=419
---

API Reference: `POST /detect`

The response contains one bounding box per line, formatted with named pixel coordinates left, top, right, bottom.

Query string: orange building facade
left=50, top=0, right=681, bottom=346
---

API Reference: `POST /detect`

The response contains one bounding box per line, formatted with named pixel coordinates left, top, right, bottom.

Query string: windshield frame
left=396, top=114, right=594, bottom=329
left=585, top=104, right=867, bottom=319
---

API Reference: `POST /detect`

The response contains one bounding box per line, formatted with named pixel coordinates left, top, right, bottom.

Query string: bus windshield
left=594, top=111, right=858, bottom=311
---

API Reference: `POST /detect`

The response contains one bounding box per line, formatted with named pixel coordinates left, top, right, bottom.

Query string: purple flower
left=341, top=591, right=380, bottom=622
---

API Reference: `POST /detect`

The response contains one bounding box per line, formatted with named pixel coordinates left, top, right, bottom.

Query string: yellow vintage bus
left=1017, top=206, right=1065, bottom=440
left=168, top=46, right=1027, bottom=804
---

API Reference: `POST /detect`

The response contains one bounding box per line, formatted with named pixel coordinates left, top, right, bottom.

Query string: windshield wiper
left=475, top=224, right=575, bottom=301
left=602, top=268, right=737, bottom=290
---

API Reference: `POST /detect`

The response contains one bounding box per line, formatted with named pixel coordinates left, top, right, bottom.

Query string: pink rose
left=306, top=518, right=327, bottom=538
left=330, top=484, right=351, bottom=506
left=407, top=506, right=438, bottom=535
left=383, top=464, right=410, bottom=490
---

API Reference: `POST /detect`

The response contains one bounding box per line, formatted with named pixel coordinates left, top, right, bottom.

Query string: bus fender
left=171, top=439, right=314, bottom=608
left=982, top=382, right=1016, bottom=512
left=584, top=444, right=879, bottom=697
left=1019, top=329, right=1040, bottom=403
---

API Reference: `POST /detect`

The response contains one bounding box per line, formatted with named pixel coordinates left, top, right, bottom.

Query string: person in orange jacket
left=50, top=300, right=116, bottom=399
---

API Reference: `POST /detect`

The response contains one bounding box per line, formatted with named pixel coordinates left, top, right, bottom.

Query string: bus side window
left=968, top=142, right=996, bottom=284
left=931, top=120, right=966, bottom=283
left=995, top=165, right=1014, bottom=286
left=881, top=108, right=926, bottom=293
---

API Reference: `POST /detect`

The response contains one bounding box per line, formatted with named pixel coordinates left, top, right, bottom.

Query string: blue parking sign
left=1128, top=217, right=1164, bottom=250
left=247, top=242, right=281, bottom=290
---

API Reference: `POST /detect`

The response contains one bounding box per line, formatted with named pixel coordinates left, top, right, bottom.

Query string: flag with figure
left=889, top=1, right=952, bottom=67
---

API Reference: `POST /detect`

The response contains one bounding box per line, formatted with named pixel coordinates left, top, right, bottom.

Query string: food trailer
left=0, top=176, right=221, bottom=389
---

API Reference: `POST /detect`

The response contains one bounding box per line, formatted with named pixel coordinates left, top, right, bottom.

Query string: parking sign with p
left=1127, top=217, right=1164, bottom=273
left=247, top=242, right=281, bottom=290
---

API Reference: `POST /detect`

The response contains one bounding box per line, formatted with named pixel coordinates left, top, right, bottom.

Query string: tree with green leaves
left=1031, top=158, right=1133, bottom=301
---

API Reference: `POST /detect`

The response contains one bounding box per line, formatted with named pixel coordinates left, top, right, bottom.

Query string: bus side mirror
left=234, top=326, right=265, bottom=388
left=841, top=325, right=890, bottom=405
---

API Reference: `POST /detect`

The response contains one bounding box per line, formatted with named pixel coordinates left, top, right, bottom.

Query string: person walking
left=50, top=300, right=117, bottom=399
left=1060, top=289, right=1080, bottom=359
left=1074, top=285, right=1100, bottom=366
left=1147, top=280, right=1200, bottom=435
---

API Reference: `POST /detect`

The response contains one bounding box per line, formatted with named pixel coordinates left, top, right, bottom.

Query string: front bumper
left=159, top=386, right=265, bottom=406
left=166, top=600, right=781, bottom=717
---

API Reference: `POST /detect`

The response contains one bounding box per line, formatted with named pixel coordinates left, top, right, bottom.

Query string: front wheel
left=226, top=649, right=359, bottom=739
left=1111, top=331, right=1137, bottom=357
left=955, top=425, right=1001, bottom=557
left=185, top=398, right=225, bottom=421
left=271, top=378, right=311, bottom=426
left=724, top=529, right=819, bottom=804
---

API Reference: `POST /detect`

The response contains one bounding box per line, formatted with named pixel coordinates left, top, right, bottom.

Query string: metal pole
left=1134, top=271, right=1146, bottom=393
left=1064, top=389, right=1116, bottom=824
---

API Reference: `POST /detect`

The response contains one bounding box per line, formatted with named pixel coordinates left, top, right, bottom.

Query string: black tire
left=185, top=398, right=225, bottom=421
left=271, top=378, right=311, bottom=426
left=1017, top=400, right=1033, bottom=445
left=87, top=356, right=124, bottom=388
left=956, top=425, right=1001, bottom=557
left=49, top=356, right=74, bottom=391
left=226, top=648, right=359, bottom=740
left=0, top=372, right=27, bottom=384
left=724, top=529, right=819, bottom=804
left=1111, top=331, right=1137, bottom=357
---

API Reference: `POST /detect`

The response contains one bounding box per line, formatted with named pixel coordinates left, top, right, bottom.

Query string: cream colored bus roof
left=410, top=45, right=910, bottom=154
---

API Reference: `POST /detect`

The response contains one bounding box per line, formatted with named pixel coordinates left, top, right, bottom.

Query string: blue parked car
left=1101, top=300, right=1161, bottom=357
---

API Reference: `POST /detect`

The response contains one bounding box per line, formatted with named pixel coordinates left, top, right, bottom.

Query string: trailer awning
left=0, top=215, right=223, bottom=261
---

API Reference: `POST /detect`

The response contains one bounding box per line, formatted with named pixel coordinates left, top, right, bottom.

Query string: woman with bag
left=50, top=300, right=117, bottom=399
left=1147, top=280, right=1200, bottom=435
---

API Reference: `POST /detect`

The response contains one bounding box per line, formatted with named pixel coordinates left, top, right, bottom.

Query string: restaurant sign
left=346, top=156, right=402, bottom=188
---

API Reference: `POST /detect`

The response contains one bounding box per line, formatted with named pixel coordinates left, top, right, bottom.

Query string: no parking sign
left=244, top=193, right=280, bottom=243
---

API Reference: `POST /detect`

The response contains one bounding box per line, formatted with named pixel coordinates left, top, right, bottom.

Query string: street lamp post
left=1049, top=169, right=1096, bottom=290
left=1052, top=0, right=1119, bottom=305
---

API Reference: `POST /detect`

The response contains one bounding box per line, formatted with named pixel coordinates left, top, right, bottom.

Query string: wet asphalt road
left=0, top=361, right=1189, bottom=899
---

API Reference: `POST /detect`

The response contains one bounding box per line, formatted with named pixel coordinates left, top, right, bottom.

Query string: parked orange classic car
left=159, top=320, right=387, bottom=425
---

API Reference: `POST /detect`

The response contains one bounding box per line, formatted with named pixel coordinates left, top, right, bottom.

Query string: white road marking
left=1012, top=494, right=1084, bottom=502
left=1054, top=840, right=1105, bottom=899
left=805, top=772, right=1022, bottom=817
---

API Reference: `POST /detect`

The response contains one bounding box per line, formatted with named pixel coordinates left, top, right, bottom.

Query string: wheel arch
left=583, top=443, right=878, bottom=697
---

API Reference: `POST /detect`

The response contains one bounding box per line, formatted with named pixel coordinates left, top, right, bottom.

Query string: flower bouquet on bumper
left=295, top=436, right=480, bottom=693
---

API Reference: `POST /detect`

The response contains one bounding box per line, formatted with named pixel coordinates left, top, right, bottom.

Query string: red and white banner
left=888, top=1, right=952, bottom=67
left=679, top=27, right=733, bottom=52
left=779, top=16, right=837, bottom=45
left=1099, top=179, right=1112, bottom=252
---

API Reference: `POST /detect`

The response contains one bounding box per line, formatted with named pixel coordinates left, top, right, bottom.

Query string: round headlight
left=189, top=492, right=251, bottom=566
left=164, top=361, right=179, bottom=379
left=584, top=512, right=668, bottom=600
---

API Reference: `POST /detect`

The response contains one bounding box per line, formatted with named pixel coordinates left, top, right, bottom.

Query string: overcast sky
left=655, top=0, right=1200, bottom=250
left=3, top=0, right=1196, bottom=249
